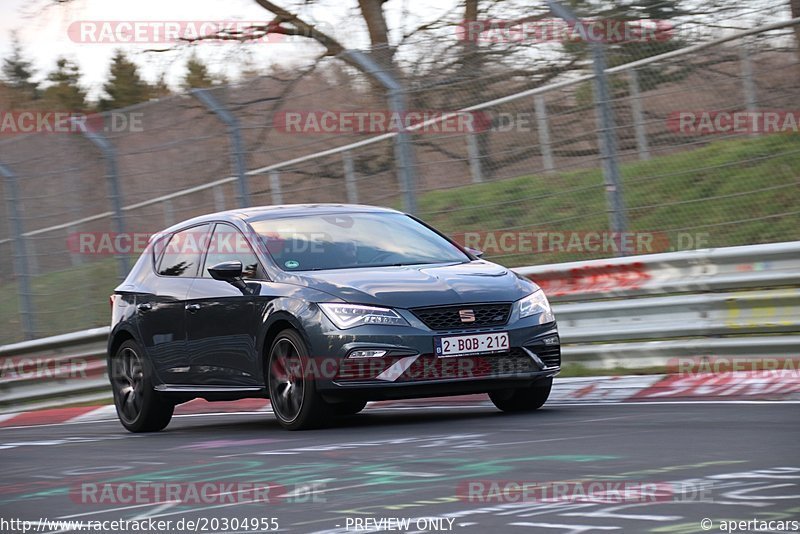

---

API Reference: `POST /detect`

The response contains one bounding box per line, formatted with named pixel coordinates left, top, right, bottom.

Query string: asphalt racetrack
left=1, top=400, right=798, bottom=533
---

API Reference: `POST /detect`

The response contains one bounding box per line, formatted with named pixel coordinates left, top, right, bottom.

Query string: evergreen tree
left=182, top=53, right=215, bottom=90
left=2, top=33, right=39, bottom=104
left=99, top=50, right=152, bottom=110
left=151, top=72, right=172, bottom=99
left=43, top=57, right=87, bottom=110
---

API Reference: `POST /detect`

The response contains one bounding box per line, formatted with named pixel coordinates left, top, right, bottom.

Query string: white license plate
left=434, top=332, right=509, bottom=357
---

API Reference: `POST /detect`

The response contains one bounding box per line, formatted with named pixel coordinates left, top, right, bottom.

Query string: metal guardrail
left=1, top=241, right=798, bottom=412
left=515, top=241, right=800, bottom=300
left=0, top=327, right=110, bottom=410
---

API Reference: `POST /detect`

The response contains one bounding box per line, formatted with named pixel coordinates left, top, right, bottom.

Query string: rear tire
left=267, top=329, right=330, bottom=430
left=110, top=340, right=174, bottom=432
left=489, top=378, right=552, bottom=412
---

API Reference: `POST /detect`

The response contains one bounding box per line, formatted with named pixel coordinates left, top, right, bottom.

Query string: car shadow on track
left=164, top=405, right=566, bottom=435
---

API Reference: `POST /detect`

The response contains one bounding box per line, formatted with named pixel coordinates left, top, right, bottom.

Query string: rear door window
left=157, top=224, right=211, bottom=278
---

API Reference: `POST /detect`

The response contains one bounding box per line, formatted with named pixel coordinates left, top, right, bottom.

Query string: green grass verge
left=0, top=259, right=121, bottom=344
left=419, top=134, right=800, bottom=266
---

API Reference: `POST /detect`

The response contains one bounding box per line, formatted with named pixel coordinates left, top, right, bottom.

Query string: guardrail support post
left=628, top=68, right=651, bottom=160
left=0, top=163, right=37, bottom=340
left=342, top=50, right=418, bottom=214
left=548, top=1, right=629, bottom=254
left=75, top=121, right=130, bottom=279
left=534, top=95, right=555, bottom=173
left=269, top=171, right=283, bottom=205
left=465, top=134, right=484, bottom=183
left=193, top=89, right=250, bottom=208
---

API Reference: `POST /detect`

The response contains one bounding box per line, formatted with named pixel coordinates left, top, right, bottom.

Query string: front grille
left=411, top=303, right=512, bottom=330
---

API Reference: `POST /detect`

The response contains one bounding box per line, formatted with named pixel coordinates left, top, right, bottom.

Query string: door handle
left=137, top=303, right=152, bottom=311
left=185, top=303, right=201, bottom=311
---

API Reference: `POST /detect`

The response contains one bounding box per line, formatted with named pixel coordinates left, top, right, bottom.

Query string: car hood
left=283, top=261, right=538, bottom=308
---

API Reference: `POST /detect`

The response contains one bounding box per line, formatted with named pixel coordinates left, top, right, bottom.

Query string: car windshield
left=250, top=212, right=470, bottom=271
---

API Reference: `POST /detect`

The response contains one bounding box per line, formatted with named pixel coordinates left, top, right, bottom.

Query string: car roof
left=157, top=204, right=403, bottom=236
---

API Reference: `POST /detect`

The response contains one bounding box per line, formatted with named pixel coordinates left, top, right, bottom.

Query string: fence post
left=548, top=1, right=629, bottom=254
left=628, top=68, right=651, bottom=160
left=25, top=236, right=39, bottom=275
left=68, top=226, right=83, bottom=267
left=164, top=200, right=175, bottom=227
left=0, top=163, right=36, bottom=340
left=193, top=89, right=250, bottom=208
left=74, top=120, right=130, bottom=279
left=269, top=171, right=283, bottom=205
left=342, top=50, right=418, bottom=214
left=739, top=38, right=758, bottom=137
left=534, top=95, right=555, bottom=173
left=465, top=134, right=484, bottom=183
left=342, top=151, right=359, bottom=203
left=213, top=185, right=226, bottom=212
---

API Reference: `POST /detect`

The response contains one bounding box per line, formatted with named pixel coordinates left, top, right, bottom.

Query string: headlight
left=518, top=290, right=555, bottom=324
left=319, top=303, right=409, bottom=329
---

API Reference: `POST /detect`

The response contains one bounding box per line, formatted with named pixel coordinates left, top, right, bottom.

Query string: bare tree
left=791, top=0, right=800, bottom=58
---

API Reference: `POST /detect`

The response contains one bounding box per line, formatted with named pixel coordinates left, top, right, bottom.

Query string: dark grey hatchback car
left=108, top=204, right=560, bottom=431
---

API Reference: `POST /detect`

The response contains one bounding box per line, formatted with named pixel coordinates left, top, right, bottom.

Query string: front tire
left=110, top=340, right=174, bottom=432
left=267, top=329, right=330, bottom=430
left=489, top=378, right=552, bottom=412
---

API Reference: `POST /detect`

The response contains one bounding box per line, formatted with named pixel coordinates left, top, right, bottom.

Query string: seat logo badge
left=459, top=309, right=476, bottom=323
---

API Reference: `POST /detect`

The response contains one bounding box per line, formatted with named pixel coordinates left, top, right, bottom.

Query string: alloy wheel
left=269, top=338, right=306, bottom=423
left=112, top=347, right=145, bottom=423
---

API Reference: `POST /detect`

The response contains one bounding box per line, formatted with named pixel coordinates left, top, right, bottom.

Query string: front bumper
left=306, top=308, right=560, bottom=400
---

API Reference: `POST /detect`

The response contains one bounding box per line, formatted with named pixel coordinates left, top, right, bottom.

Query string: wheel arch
left=258, top=311, right=310, bottom=383
left=106, top=327, right=138, bottom=377
left=108, top=327, right=138, bottom=360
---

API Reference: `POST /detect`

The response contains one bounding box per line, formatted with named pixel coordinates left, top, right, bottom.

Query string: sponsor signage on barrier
left=633, top=370, right=800, bottom=400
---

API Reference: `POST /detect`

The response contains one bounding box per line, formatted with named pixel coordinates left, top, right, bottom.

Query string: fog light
left=543, top=336, right=559, bottom=346
left=347, top=350, right=387, bottom=359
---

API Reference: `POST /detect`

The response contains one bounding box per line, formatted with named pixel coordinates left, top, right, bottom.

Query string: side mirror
left=208, top=261, right=248, bottom=293
left=466, top=247, right=484, bottom=258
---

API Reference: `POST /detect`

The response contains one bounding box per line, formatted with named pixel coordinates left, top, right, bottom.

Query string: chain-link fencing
left=0, top=17, right=798, bottom=343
